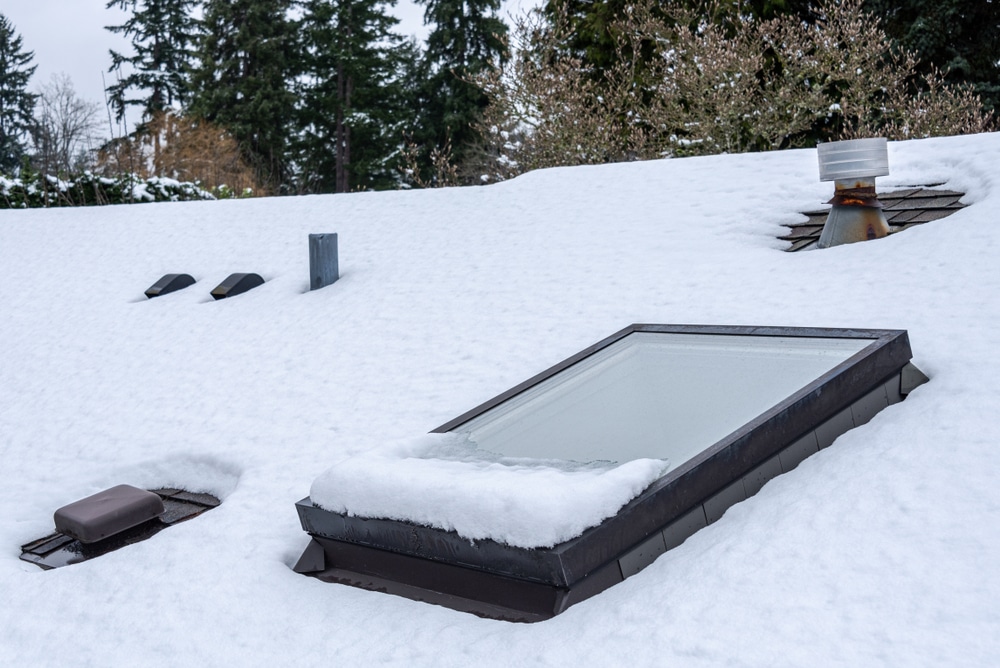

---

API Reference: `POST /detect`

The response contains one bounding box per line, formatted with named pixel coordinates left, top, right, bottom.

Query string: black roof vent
left=211, top=273, right=264, bottom=300
left=145, top=273, right=195, bottom=298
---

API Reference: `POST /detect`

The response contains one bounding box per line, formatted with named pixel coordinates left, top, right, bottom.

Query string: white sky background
left=3, top=0, right=532, bottom=134
left=4, top=1, right=132, bottom=118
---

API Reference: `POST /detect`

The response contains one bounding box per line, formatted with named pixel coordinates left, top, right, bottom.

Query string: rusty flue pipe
left=816, top=138, right=890, bottom=249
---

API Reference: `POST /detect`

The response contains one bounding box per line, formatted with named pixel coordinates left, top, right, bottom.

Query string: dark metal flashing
left=298, top=536, right=623, bottom=623
left=900, top=361, right=930, bottom=395
left=782, top=187, right=966, bottom=251
left=296, top=325, right=919, bottom=620
left=20, top=488, right=220, bottom=570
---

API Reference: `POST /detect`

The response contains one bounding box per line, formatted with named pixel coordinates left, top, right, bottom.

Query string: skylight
left=446, top=332, right=869, bottom=465
left=295, top=324, right=926, bottom=622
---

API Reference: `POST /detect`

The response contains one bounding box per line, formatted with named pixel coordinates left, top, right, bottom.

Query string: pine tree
left=295, top=0, right=417, bottom=193
left=189, top=0, right=296, bottom=193
left=416, top=0, right=507, bottom=175
left=105, top=0, right=200, bottom=122
left=0, top=14, right=38, bottom=174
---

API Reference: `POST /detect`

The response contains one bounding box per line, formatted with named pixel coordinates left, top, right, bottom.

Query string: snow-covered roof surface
left=2, top=133, right=998, bottom=665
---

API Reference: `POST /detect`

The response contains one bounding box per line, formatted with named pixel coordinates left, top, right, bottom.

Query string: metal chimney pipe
left=816, top=138, right=891, bottom=248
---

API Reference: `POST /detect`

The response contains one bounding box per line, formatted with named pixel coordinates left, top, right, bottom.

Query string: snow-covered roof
left=2, top=132, right=998, bottom=665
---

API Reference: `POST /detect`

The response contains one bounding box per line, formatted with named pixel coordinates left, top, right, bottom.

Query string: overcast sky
left=1, top=0, right=446, bottom=132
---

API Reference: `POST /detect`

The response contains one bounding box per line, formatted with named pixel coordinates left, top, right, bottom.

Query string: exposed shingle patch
left=782, top=187, right=966, bottom=251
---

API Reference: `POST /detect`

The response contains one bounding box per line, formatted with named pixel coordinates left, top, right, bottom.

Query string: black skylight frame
left=295, top=324, right=918, bottom=622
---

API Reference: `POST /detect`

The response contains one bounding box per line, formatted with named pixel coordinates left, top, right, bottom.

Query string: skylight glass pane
left=455, top=333, right=871, bottom=467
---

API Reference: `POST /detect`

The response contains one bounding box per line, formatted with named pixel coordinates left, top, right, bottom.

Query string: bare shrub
left=862, top=67, right=994, bottom=140
left=96, top=111, right=261, bottom=196
left=30, top=73, right=103, bottom=175
left=755, top=0, right=991, bottom=143
left=96, top=135, right=150, bottom=180
left=474, top=0, right=994, bottom=179
left=470, top=7, right=629, bottom=182
left=399, top=136, right=460, bottom=189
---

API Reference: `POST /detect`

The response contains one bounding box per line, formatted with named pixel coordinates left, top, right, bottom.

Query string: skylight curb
left=295, top=325, right=920, bottom=621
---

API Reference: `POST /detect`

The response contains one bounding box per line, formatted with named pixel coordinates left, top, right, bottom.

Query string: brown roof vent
left=53, top=484, right=164, bottom=543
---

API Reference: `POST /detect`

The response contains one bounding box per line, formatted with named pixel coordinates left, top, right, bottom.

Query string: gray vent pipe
left=816, top=138, right=891, bottom=248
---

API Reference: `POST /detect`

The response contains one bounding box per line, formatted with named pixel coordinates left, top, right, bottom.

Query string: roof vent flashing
left=21, top=487, right=221, bottom=570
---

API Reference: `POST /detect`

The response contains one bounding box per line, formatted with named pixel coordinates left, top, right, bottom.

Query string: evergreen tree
left=295, top=0, right=417, bottom=193
left=416, top=0, right=507, bottom=173
left=105, top=0, right=200, bottom=122
left=189, top=0, right=296, bottom=192
left=0, top=14, right=38, bottom=174
left=863, top=0, right=1000, bottom=112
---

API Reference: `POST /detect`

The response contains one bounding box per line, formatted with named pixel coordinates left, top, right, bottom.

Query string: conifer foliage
left=69, top=0, right=997, bottom=196
left=0, top=14, right=38, bottom=174
left=189, top=0, right=297, bottom=193
left=295, top=0, right=415, bottom=193
left=415, top=0, right=507, bottom=175
left=105, top=0, right=199, bottom=122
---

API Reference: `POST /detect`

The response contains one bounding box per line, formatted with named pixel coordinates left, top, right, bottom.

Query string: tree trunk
left=343, top=75, right=352, bottom=192
left=336, top=58, right=347, bottom=193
